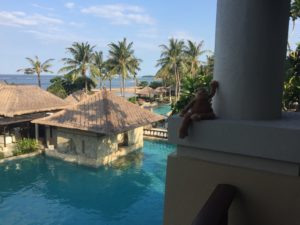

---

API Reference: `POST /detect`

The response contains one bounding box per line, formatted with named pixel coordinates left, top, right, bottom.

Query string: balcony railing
left=191, top=184, right=237, bottom=225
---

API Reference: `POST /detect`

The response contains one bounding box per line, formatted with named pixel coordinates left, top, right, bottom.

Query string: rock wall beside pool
left=45, top=126, right=144, bottom=167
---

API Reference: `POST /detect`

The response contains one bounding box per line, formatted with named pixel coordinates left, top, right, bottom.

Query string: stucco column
left=213, top=0, right=290, bottom=120
left=45, top=126, right=50, bottom=148
left=35, top=124, right=39, bottom=142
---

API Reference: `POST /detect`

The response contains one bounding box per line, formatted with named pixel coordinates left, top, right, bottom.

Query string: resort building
left=0, top=84, right=69, bottom=156
left=32, top=90, right=164, bottom=167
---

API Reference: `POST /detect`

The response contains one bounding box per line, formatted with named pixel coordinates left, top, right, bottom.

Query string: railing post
left=191, top=184, right=236, bottom=225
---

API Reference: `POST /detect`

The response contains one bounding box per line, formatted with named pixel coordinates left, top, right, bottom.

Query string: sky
left=0, top=0, right=300, bottom=77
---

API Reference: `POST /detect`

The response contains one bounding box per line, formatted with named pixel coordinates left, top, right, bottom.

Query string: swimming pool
left=0, top=140, right=175, bottom=225
left=153, top=104, right=171, bottom=116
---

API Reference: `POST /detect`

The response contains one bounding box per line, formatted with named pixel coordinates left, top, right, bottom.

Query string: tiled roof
left=0, top=85, right=69, bottom=117
left=33, top=90, right=165, bottom=135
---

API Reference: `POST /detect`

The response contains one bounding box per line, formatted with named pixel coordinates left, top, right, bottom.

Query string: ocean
left=0, top=74, right=155, bottom=90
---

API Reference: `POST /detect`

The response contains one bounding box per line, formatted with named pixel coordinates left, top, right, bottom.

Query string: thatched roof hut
left=136, top=86, right=155, bottom=97
left=0, top=85, right=69, bottom=117
left=154, top=87, right=168, bottom=95
left=33, top=90, right=165, bottom=135
left=65, top=90, right=90, bottom=104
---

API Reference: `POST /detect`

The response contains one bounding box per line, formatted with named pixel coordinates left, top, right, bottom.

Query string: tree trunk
left=174, top=66, right=178, bottom=101
left=99, top=79, right=102, bottom=90
left=120, top=75, right=123, bottom=96
left=122, top=77, right=125, bottom=97
left=37, top=72, right=41, bottom=88
left=109, top=79, right=112, bottom=91
left=85, top=77, right=88, bottom=93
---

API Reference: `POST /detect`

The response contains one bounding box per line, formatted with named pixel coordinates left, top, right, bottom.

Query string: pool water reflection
left=0, top=140, right=175, bottom=225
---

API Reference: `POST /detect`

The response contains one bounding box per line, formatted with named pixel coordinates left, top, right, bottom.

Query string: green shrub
left=0, top=151, right=4, bottom=159
left=128, top=97, right=137, bottom=104
left=171, top=75, right=213, bottom=114
left=149, top=81, right=162, bottom=89
left=13, top=138, right=39, bottom=156
left=138, top=81, right=148, bottom=87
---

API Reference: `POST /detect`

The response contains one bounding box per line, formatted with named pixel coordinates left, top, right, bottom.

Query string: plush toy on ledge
left=179, top=80, right=219, bottom=139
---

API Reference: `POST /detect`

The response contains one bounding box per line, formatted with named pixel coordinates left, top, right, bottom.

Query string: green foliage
left=138, top=81, right=148, bottom=87
left=171, top=75, right=213, bottom=114
left=290, top=0, right=300, bottom=22
left=47, top=75, right=96, bottom=97
left=107, top=38, right=141, bottom=96
left=283, top=76, right=300, bottom=110
left=47, top=77, right=68, bottom=98
left=128, top=97, right=137, bottom=104
left=13, top=138, right=39, bottom=156
left=59, top=42, right=95, bottom=92
left=283, top=43, right=300, bottom=111
left=149, top=81, right=162, bottom=89
left=0, top=151, right=4, bottom=159
left=17, top=56, right=54, bottom=87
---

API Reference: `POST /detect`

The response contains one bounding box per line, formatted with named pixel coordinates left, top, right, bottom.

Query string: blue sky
left=0, top=0, right=300, bottom=76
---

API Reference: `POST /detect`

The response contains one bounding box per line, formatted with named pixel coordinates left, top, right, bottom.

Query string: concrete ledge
left=45, top=143, right=142, bottom=168
left=0, top=151, right=42, bottom=164
left=168, top=112, right=300, bottom=165
left=163, top=153, right=300, bottom=225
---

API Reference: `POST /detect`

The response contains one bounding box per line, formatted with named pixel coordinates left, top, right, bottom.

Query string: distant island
left=141, top=75, right=154, bottom=78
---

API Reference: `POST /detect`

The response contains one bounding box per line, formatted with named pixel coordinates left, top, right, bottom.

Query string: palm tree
left=107, top=38, right=141, bottom=97
left=17, top=56, right=54, bottom=88
left=59, top=42, right=95, bottom=93
left=157, top=38, right=185, bottom=101
left=105, top=59, right=117, bottom=91
left=91, top=51, right=107, bottom=89
left=184, top=40, right=206, bottom=77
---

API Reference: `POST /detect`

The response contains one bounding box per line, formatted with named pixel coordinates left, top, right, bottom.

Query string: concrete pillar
left=35, top=124, right=39, bottom=142
left=213, top=0, right=291, bottom=120
left=45, top=126, right=50, bottom=148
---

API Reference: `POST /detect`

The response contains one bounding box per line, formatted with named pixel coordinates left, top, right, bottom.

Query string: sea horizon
left=0, top=74, right=155, bottom=90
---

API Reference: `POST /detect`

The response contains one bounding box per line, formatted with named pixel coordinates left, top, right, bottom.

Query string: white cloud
left=65, top=2, right=75, bottom=9
left=0, top=11, right=63, bottom=27
left=81, top=4, right=155, bottom=25
left=25, top=29, right=105, bottom=46
left=32, top=4, right=54, bottom=11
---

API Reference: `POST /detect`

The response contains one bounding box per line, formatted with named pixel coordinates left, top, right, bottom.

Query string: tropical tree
left=156, top=38, right=185, bottom=101
left=91, top=51, right=107, bottom=89
left=58, top=42, right=95, bottom=93
left=104, top=59, right=117, bottom=91
left=171, top=74, right=213, bottom=115
left=47, top=74, right=96, bottom=98
left=17, top=56, right=54, bottom=88
left=107, top=38, right=141, bottom=97
left=184, top=40, right=206, bottom=77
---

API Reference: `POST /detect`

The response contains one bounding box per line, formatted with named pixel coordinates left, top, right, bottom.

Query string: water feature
left=153, top=104, right=172, bottom=116
left=0, top=140, right=175, bottom=225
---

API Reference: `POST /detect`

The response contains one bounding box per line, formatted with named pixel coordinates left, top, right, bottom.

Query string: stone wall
left=45, top=126, right=144, bottom=167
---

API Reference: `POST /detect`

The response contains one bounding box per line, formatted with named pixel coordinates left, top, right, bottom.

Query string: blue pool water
left=0, top=140, right=175, bottom=225
left=153, top=104, right=172, bottom=116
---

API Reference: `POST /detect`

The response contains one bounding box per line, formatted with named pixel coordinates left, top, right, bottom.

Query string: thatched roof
left=154, top=87, right=168, bottom=94
left=0, top=80, right=7, bottom=86
left=137, top=86, right=154, bottom=96
left=0, top=85, right=69, bottom=117
left=65, top=90, right=90, bottom=104
left=33, top=90, right=165, bottom=135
